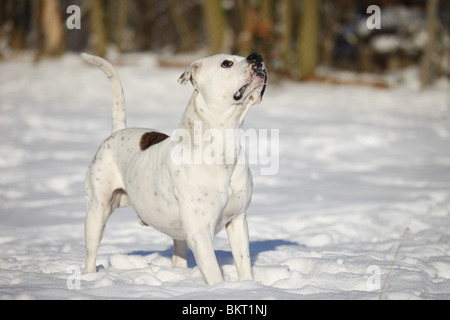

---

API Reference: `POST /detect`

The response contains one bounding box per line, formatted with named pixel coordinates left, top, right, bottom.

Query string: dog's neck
left=176, top=91, right=251, bottom=167
left=182, top=91, right=250, bottom=130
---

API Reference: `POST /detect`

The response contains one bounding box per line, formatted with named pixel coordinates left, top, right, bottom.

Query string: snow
left=1, top=53, right=449, bottom=300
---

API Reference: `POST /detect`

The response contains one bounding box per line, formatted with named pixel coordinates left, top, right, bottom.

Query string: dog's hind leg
left=172, top=239, right=188, bottom=268
left=83, top=173, right=124, bottom=273
left=83, top=198, right=112, bottom=273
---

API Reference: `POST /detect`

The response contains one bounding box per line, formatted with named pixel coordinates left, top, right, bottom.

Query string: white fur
left=81, top=53, right=267, bottom=285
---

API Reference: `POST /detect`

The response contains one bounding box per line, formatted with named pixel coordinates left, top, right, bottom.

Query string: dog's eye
left=221, top=60, right=233, bottom=68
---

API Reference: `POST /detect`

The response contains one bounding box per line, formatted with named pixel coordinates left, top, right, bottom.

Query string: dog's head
left=178, top=53, right=267, bottom=109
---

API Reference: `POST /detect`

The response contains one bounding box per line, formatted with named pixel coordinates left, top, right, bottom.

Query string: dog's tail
left=81, top=53, right=127, bottom=133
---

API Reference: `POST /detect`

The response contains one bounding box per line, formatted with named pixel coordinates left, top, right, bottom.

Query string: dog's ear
left=178, top=59, right=203, bottom=88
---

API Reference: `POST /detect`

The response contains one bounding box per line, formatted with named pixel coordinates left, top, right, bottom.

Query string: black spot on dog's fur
left=140, top=132, right=169, bottom=151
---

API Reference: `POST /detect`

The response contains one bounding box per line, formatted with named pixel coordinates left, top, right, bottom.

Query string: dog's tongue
left=233, top=83, right=250, bottom=101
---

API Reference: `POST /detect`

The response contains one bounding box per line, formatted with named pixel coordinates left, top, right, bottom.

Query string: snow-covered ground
left=0, top=53, right=449, bottom=300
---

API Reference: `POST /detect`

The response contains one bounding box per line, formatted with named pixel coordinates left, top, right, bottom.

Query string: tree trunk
left=203, top=0, right=226, bottom=54
left=167, top=0, right=194, bottom=52
left=91, top=0, right=107, bottom=57
left=116, top=0, right=128, bottom=52
left=260, top=0, right=275, bottom=64
left=420, top=0, right=439, bottom=88
left=41, top=0, right=64, bottom=56
left=298, top=0, right=320, bottom=78
left=5, top=0, right=28, bottom=52
left=281, top=0, right=294, bottom=76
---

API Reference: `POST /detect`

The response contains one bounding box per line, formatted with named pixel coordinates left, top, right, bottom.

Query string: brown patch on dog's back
left=140, top=131, right=169, bottom=151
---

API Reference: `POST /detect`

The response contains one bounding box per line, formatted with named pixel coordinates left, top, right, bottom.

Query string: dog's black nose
left=246, top=52, right=264, bottom=69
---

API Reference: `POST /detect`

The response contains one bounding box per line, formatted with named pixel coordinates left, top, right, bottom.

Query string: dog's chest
left=126, top=161, right=251, bottom=239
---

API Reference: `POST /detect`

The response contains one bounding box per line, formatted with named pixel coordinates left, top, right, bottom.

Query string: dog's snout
left=246, top=52, right=264, bottom=69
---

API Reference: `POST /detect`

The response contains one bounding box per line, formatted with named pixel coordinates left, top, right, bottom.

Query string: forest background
left=0, top=0, right=449, bottom=87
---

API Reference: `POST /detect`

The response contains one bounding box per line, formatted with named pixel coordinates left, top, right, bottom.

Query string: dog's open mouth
left=233, top=83, right=251, bottom=101
left=233, top=70, right=267, bottom=101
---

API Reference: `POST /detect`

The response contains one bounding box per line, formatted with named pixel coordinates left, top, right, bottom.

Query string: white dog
left=81, top=52, right=267, bottom=285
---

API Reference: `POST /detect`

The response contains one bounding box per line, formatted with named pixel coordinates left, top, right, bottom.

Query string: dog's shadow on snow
left=128, top=239, right=300, bottom=268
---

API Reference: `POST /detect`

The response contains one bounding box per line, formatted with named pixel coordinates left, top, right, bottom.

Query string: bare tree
left=167, top=0, right=195, bottom=52
left=259, top=0, right=275, bottom=61
left=281, top=0, right=294, bottom=76
left=34, top=0, right=64, bottom=58
left=115, top=0, right=128, bottom=52
left=420, top=0, right=440, bottom=88
left=44, top=0, right=64, bottom=55
left=202, top=0, right=226, bottom=54
left=298, top=0, right=320, bottom=78
left=90, top=0, right=107, bottom=57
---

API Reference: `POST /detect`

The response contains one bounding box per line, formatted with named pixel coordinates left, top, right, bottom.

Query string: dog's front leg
left=226, top=213, right=253, bottom=281
left=187, top=229, right=223, bottom=285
